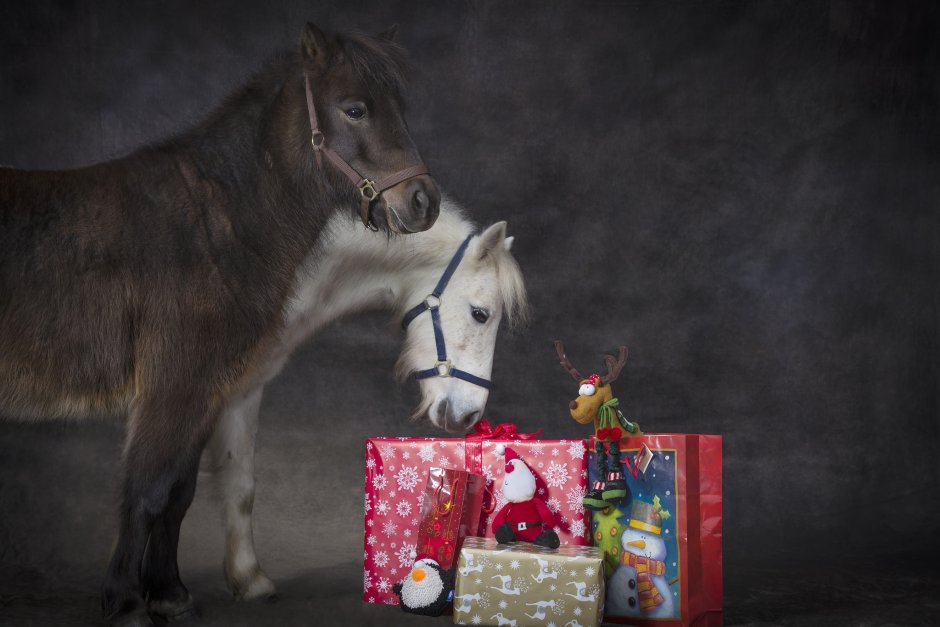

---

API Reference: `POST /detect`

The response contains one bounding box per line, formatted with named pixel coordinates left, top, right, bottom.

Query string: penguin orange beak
left=627, top=539, right=646, bottom=549
left=412, top=568, right=426, bottom=582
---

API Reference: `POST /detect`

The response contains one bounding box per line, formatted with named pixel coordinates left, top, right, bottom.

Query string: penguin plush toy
left=393, top=553, right=455, bottom=617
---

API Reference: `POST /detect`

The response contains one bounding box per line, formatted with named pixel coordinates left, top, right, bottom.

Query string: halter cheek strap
left=401, top=235, right=493, bottom=390
left=304, top=73, right=430, bottom=230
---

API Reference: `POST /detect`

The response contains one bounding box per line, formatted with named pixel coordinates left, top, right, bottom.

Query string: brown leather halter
left=304, top=73, right=430, bottom=231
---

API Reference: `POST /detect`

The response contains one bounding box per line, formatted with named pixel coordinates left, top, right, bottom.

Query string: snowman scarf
left=621, top=552, right=667, bottom=613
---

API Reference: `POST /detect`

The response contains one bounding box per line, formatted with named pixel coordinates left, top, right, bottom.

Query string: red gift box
left=362, top=424, right=590, bottom=605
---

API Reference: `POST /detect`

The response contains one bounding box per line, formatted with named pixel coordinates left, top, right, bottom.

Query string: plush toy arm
left=490, top=502, right=510, bottom=532
left=534, top=498, right=556, bottom=528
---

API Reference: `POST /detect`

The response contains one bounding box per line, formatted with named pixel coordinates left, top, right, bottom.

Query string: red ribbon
left=465, top=420, right=543, bottom=442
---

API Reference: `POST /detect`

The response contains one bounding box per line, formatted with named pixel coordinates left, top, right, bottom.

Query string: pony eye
left=470, top=307, right=489, bottom=324
left=345, top=106, right=366, bottom=120
left=579, top=383, right=596, bottom=396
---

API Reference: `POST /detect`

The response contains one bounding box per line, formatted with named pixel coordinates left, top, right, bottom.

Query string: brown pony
left=0, top=22, right=440, bottom=627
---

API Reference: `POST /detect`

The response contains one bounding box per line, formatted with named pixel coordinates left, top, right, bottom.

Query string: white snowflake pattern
left=481, top=464, right=496, bottom=486
left=571, top=517, right=586, bottom=538
left=551, top=448, right=560, bottom=456
left=395, top=500, right=412, bottom=517
left=498, top=600, right=507, bottom=609
left=395, top=465, right=420, bottom=492
left=567, top=439, right=587, bottom=459
left=549, top=584, right=557, bottom=592
left=471, top=616, right=482, bottom=625
left=574, top=606, right=583, bottom=616
left=547, top=623, right=557, bottom=627
left=566, top=484, right=587, bottom=512
left=366, top=457, right=376, bottom=469
left=510, top=559, right=520, bottom=570
left=438, top=456, right=450, bottom=468
left=537, top=461, right=544, bottom=469
left=547, top=497, right=561, bottom=513
left=403, top=528, right=412, bottom=538
left=495, top=562, right=503, bottom=571
left=376, top=577, right=391, bottom=593
left=396, top=543, right=417, bottom=567
left=364, top=569, right=372, bottom=591
left=375, top=500, right=390, bottom=516
left=531, top=443, right=545, bottom=457
left=584, top=565, right=596, bottom=577
left=373, top=551, right=389, bottom=568
left=545, top=461, right=570, bottom=488
left=371, top=474, right=388, bottom=491
left=364, top=494, right=371, bottom=513
left=538, top=487, right=545, bottom=495
left=378, top=443, right=397, bottom=458
left=382, top=520, right=398, bottom=536
left=367, top=534, right=377, bottom=546
left=402, top=451, right=410, bottom=460
left=418, top=445, right=436, bottom=463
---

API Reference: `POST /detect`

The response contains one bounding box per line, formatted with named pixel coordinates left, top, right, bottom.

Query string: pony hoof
left=110, top=609, right=154, bottom=627
left=148, top=593, right=196, bottom=622
left=231, top=570, right=277, bottom=601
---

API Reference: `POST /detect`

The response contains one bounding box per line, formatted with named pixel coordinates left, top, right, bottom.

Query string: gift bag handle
left=433, top=474, right=456, bottom=517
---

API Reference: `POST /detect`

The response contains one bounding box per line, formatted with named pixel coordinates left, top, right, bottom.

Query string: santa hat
left=495, top=444, right=522, bottom=472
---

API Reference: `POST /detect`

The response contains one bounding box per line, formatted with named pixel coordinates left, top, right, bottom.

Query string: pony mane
left=335, top=31, right=410, bottom=100
left=485, top=234, right=530, bottom=330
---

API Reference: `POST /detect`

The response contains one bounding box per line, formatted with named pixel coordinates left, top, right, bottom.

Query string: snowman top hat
left=628, top=498, right=669, bottom=535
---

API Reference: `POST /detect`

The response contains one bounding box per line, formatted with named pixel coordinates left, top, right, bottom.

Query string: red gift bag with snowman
left=589, top=434, right=722, bottom=626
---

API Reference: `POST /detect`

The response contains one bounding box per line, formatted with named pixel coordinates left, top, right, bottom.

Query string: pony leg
left=141, top=459, right=199, bottom=620
left=102, top=392, right=217, bottom=627
left=206, top=387, right=277, bottom=600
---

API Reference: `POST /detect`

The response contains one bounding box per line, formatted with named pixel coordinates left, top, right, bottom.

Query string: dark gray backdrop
left=1, top=1, right=938, bottom=625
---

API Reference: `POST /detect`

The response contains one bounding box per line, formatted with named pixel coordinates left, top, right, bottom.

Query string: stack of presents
left=362, top=344, right=722, bottom=626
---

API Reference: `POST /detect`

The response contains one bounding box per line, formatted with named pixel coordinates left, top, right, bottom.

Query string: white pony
left=201, top=198, right=528, bottom=599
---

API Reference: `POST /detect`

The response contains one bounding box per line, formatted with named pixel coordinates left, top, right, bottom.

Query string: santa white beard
left=502, top=460, right=536, bottom=503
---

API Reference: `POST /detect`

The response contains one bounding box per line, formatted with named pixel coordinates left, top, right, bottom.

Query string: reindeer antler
left=601, top=346, right=628, bottom=384
left=554, top=340, right=582, bottom=382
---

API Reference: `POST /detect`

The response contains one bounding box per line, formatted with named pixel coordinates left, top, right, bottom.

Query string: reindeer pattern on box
left=454, top=537, right=605, bottom=627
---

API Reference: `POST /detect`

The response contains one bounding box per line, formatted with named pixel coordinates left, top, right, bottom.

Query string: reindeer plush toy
left=555, top=341, right=642, bottom=511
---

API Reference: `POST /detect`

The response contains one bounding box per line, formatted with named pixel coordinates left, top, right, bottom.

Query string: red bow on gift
left=465, top=420, right=543, bottom=441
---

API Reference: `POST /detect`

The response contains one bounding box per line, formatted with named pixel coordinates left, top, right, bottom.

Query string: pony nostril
left=569, top=400, right=578, bottom=410
left=459, top=411, right=480, bottom=430
left=412, top=188, right=429, bottom=215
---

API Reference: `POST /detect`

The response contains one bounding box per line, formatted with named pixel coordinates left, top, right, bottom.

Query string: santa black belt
left=401, top=234, right=493, bottom=390
left=515, top=521, right=543, bottom=531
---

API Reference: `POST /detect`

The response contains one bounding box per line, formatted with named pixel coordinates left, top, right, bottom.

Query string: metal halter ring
left=425, top=294, right=441, bottom=309
left=359, top=179, right=379, bottom=201
left=310, top=131, right=326, bottom=150
left=434, top=360, right=453, bottom=377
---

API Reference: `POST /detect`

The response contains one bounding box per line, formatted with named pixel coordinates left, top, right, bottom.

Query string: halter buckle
left=434, top=360, right=453, bottom=377
left=311, top=131, right=325, bottom=150
left=359, top=179, right=379, bottom=201
left=425, top=294, right=441, bottom=310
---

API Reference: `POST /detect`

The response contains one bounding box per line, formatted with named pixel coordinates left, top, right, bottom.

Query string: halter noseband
left=401, top=235, right=493, bottom=390
left=304, top=73, right=430, bottom=231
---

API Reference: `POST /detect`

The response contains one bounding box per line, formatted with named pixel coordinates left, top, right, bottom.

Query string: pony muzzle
left=372, top=174, right=440, bottom=234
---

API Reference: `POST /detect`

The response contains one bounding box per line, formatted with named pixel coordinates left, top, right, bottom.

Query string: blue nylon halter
left=400, top=235, right=493, bottom=390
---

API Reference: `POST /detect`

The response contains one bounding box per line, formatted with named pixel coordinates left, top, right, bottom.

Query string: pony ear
left=301, top=22, right=332, bottom=68
left=504, top=235, right=514, bottom=251
left=472, top=222, right=508, bottom=260
left=378, top=24, right=399, bottom=41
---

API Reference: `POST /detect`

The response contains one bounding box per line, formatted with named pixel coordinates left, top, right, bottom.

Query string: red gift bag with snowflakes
left=415, top=467, right=486, bottom=569
left=363, top=427, right=590, bottom=605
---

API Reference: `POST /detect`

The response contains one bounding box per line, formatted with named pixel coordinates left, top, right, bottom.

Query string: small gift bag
left=416, top=467, right=487, bottom=569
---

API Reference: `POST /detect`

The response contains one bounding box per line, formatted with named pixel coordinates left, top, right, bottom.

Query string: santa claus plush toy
left=490, top=445, right=560, bottom=548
